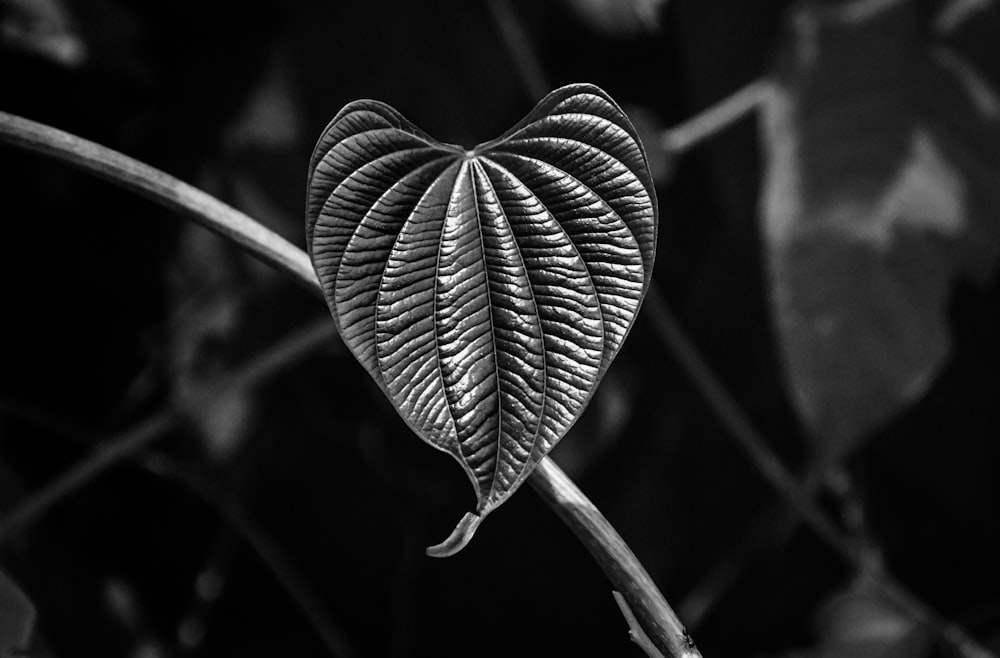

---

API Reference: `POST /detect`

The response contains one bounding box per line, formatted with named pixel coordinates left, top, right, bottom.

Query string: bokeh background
left=2, top=0, right=999, bottom=656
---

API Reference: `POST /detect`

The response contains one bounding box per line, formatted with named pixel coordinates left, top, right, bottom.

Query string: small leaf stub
left=306, top=84, right=658, bottom=554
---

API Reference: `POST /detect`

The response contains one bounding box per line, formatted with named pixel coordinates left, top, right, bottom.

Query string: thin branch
left=644, top=288, right=849, bottom=554
left=0, top=111, right=699, bottom=656
left=0, top=410, right=179, bottom=546
left=879, top=579, right=996, bottom=658
left=660, top=79, right=769, bottom=154
left=199, top=317, right=339, bottom=398
left=0, top=317, right=336, bottom=545
left=677, top=541, right=751, bottom=629
left=0, top=318, right=351, bottom=656
left=486, top=0, right=551, bottom=101
left=144, top=455, right=358, bottom=658
left=614, top=591, right=667, bottom=658
left=644, top=286, right=997, bottom=658
left=529, top=459, right=701, bottom=658
left=0, top=111, right=319, bottom=299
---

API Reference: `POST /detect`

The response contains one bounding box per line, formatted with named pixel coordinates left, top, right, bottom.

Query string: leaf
left=561, top=0, right=668, bottom=37
left=808, top=577, right=932, bottom=658
left=0, top=0, right=87, bottom=67
left=759, top=0, right=1000, bottom=464
left=0, top=568, right=35, bottom=656
left=306, top=83, right=657, bottom=555
left=167, top=228, right=256, bottom=463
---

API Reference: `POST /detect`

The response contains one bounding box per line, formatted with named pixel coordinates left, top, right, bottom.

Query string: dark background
left=1, top=0, right=998, bottom=656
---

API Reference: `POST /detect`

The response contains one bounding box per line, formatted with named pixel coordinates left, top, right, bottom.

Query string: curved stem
left=614, top=591, right=667, bottom=658
left=0, top=410, right=178, bottom=545
left=530, top=459, right=700, bottom=658
left=0, top=318, right=336, bottom=546
left=0, top=111, right=698, bottom=656
left=659, top=79, right=769, bottom=154
left=144, top=456, right=359, bottom=658
left=487, top=0, right=550, bottom=102
left=644, top=287, right=996, bottom=658
left=644, top=288, right=847, bottom=551
left=0, top=111, right=319, bottom=299
left=0, top=318, right=350, bottom=655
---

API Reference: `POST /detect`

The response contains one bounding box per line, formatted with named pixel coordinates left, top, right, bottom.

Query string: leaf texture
left=306, top=84, right=657, bottom=553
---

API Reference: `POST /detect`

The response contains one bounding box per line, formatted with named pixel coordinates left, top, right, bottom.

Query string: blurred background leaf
left=786, top=576, right=932, bottom=658
left=0, top=567, right=35, bottom=656
left=760, top=0, right=1000, bottom=466
left=559, top=0, right=668, bottom=37
left=0, top=0, right=85, bottom=67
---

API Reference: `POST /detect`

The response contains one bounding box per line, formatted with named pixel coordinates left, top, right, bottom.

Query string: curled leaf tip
left=425, top=512, right=483, bottom=558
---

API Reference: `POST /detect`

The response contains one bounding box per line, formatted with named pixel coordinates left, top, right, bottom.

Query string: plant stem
left=660, top=80, right=768, bottom=154
left=529, top=459, right=701, bottom=658
left=0, top=410, right=178, bottom=545
left=614, top=591, right=666, bottom=658
left=648, top=79, right=995, bottom=657
left=644, top=287, right=997, bottom=658
left=0, top=319, right=353, bottom=656
left=0, top=111, right=697, bottom=656
left=0, top=111, right=319, bottom=299
left=145, top=456, right=358, bottom=658
left=487, top=0, right=550, bottom=101
left=644, top=288, right=847, bottom=551
left=0, top=318, right=336, bottom=545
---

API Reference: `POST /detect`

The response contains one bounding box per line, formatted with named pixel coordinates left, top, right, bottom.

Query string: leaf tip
left=425, top=512, right=483, bottom=558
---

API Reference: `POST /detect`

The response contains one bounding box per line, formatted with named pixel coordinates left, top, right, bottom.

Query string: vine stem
left=645, top=288, right=996, bottom=658
left=0, top=409, right=178, bottom=546
left=0, top=318, right=351, bottom=656
left=659, top=79, right=769, bottom=153
left=530, top=459, right=699, bottom=658
left=0, top=111, right=318, bottom=298
left=643, top=80, right=995, bottom=658
left=0, top=110, right=698, bottom=658
left=145, top=455, right=359, bottom=658
left=486, top=0, right=550, bottom=102
left=0, top=318, right=337, bottom=546
left=614, top=591, right=666, bottom=658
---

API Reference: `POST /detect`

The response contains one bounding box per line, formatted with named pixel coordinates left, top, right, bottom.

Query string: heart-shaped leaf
left=306, top=84, right=657, bottom=555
